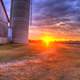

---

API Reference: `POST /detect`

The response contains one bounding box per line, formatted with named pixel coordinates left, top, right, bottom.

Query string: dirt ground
left=0, top=42, right=80, bottom=80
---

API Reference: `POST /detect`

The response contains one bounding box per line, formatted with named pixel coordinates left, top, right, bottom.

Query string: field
left=0, top=42, right=80, bottom=80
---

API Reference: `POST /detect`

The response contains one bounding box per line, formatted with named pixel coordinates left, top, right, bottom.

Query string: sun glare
left=41, top=36, right=54, bottom=46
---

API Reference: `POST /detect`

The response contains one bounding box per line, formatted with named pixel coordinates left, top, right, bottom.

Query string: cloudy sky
left=3, top=0, right=80, bottom=41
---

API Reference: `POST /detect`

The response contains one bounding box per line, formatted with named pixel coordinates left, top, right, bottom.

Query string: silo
left=10, top=0, right=30, bottom=44
left=0, top=0, right=9, bottom=44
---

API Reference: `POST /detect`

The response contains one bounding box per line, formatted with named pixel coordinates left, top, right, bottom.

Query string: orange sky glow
left=29, top=27, right=80, bottom=41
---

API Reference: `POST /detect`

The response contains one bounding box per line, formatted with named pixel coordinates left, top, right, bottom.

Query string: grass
left=0, top=42, right=80, bottom=62
left=0, top=43, right=38, bottom=62
left=0, top=42, right=80, bottom=80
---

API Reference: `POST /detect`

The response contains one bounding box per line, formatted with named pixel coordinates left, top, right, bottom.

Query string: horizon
left=29, top=39, right=80, bottom=42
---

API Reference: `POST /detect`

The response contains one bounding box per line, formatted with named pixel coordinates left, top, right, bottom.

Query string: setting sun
left=41, top=36, right=54, bottom=46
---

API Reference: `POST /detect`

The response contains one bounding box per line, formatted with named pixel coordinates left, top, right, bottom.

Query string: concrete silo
left=0, top=0, right=9, bottom=44
left=10, top=0, right=30, bottom=44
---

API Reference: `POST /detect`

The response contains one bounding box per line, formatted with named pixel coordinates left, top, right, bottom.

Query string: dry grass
left=0, top=42, right=80, bottom=80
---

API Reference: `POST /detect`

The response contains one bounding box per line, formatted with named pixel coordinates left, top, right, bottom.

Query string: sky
left=3, top=0, right=80, bottom=41
left=3, top=0, right=11, bottom=18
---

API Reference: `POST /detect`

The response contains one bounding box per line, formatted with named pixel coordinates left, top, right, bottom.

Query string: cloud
left=30, top=0, right=80, bottom=39
left=32, top=0, right=80, bottom=27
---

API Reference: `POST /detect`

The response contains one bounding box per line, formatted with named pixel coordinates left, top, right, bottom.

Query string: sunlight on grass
left=0, top=42, right=80, bottom=62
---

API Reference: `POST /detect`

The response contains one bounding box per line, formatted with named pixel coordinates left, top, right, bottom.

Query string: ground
left=0, top=42, right=80, bottom=80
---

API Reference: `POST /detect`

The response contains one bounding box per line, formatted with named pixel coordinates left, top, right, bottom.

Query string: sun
left=41, top=36, right=54, bottom=46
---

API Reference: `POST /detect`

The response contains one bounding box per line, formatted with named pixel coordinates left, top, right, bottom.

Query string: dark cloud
left=32, top=0, right=80, bottom=32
